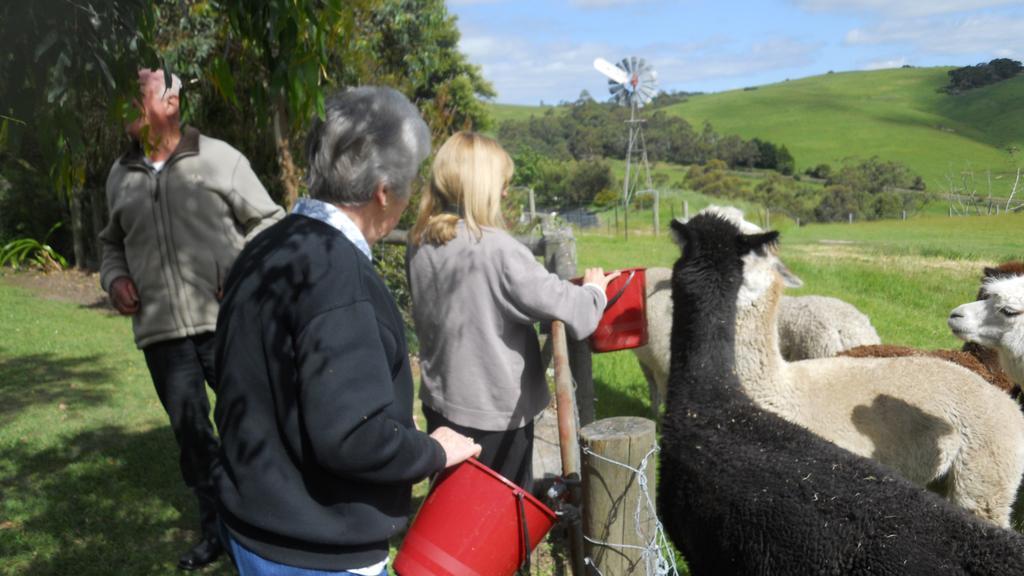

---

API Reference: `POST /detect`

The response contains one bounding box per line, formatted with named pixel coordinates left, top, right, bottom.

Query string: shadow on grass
left=0, top=350, right=115, bottom=419
left=0, top=424, right=234, bottom=576
left=593, top=376, right=650, bottom=421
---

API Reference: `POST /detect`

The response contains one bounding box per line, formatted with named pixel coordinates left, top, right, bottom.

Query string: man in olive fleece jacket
left=98, top=69, right=283, bottom=570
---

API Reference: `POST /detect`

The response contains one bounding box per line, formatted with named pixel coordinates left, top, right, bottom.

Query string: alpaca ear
left=775, top=260, right=803, bottom=288
left=736, top=231, right=779, bottom=257
left=670, top=218, right=688, bottom=250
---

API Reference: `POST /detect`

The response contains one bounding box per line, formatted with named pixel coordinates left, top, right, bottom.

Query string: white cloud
left=860, top=57, right=908, bottom=70
left=794, top=0, right=1020, bottom=18
left=458, top=32, right=821, bottom=103
left=845, top=14, right=1024, bottom=57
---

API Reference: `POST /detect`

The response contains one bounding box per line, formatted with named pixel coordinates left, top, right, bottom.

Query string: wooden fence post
left=580, top=417, right=658, bottom=575
left=543, top=226, right=596, bottom=426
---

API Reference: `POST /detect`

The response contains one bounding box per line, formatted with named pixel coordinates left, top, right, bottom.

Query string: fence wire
left=579, top=443, right=680, bottom=576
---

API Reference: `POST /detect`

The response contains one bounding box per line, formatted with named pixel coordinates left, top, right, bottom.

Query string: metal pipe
left=552, top=320, right=587, bottom=576
left=552, top=320, right=580, bottom=477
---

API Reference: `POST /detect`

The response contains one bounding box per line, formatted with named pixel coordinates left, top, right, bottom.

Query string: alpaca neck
left=734, top=279, right=791, bottom=410
left=666, top=291, right=741, bottom=414
left=998, top=346, right=1024, bottom=389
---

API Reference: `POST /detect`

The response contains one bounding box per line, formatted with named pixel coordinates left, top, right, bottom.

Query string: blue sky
left=446, top=0, right=1024, bottom=104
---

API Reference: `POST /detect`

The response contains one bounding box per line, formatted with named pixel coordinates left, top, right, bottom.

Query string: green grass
left=0, top=283, right=236, bottom=576
left=663, top=68, right=1024, bottom=192
left=783, top=211, right=1024, bottom=262
left=485, top=102, right=568, bottom=129
left=575, top=210, right=1024, bottom=416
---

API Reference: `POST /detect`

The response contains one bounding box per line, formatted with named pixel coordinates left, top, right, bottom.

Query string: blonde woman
left=408, top=132, right=618, bottom=491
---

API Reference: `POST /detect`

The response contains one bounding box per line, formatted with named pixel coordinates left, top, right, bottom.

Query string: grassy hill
left=665, top=68, right=1024, bottom=192
left=486, top=68, right=1024, bottom=194
left=486, top=103, right=566, bottom=127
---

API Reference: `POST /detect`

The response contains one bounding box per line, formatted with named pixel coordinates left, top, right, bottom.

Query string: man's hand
left=109, top=276, right=140, bottom=315
left=430, top=426, right=483, bottom=468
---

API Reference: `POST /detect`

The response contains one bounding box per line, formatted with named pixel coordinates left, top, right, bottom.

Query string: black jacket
left=213, top=214, right=445, bottom=570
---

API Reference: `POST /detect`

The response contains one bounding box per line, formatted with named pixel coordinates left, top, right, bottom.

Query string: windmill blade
left=594, top=57, right=629, bottom=85
left=598, top=55, right=658, bottom=108
left=637, top=75, right=657, bottom=93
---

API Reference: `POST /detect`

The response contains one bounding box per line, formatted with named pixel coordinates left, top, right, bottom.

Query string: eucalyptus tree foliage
left=0, top=0, right=160, bottom=266
left=208, top=0, right=494, bottom=207
left=211, top=0, right=388, bottom=207
left=357, top=0, right=495, bottom=139
left=0, top=0, right=160, bottom=190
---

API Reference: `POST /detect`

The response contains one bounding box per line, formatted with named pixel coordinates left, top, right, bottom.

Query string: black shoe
left=177, top=536, right=222, bottom=571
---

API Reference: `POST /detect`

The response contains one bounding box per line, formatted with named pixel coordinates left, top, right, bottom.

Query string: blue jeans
left=223, top=530, right=387, bottom=576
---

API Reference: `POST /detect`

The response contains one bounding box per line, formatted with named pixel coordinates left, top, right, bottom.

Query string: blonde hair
left=411, top=132, right=514, bottom=246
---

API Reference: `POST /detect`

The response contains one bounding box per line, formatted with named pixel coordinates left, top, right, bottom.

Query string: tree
left=0, top=0, right=161, bottom=267
left=358, top=0, right=495, bottom=139
left=814, top=185, right=869, bottom=222
left=564, top=159, right=612, bottom=207
left=946, top=58, right=1023, bottom=93
left=805, top=163, right=832, bottom=179
left=776, top=145, right=795, bottom=175
left=212, top=0, right=362, bottom=207
left=685, top=159, right=744, bottom=199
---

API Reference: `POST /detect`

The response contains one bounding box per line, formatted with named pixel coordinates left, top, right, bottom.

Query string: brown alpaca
left=841, top=344, right=1017, bottom=395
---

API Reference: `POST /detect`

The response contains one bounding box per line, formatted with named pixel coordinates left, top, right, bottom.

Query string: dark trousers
left=143, top=333, right=221, bottom=539
left=423, top=404, right=534, bottom=493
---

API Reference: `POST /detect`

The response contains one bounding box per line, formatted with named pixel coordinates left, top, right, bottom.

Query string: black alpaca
left=657, top=213, right=1024, bottom=575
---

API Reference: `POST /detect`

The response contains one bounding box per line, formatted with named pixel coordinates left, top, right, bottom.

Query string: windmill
left=594, top=56, right=659, bottom=238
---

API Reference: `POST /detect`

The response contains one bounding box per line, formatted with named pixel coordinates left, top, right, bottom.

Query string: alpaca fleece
left=659, top=213, right=1024, bottom=575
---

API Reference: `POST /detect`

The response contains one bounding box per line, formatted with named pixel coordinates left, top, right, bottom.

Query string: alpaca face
left=670, top=214, right=781, bottom=303
left=949, top=275, right=1024, bottom=355
left=679, top=207, right=801, bottom=310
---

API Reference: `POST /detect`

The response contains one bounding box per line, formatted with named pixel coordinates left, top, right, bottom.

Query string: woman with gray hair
left=212, top=87, right=481, bottom=576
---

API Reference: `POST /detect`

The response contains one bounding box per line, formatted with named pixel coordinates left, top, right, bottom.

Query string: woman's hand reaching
left=431, top=426, right=483, bottom=468
left=582, top=267, right=621, bottom=293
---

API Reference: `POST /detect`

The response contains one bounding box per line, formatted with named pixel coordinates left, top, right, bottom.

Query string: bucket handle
left=604, top=269, right=637, bottom=310
left=516, top=491, right=533, bottom=574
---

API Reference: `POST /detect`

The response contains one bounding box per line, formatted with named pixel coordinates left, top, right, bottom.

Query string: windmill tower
left=595, top=57, right=659, bottom=238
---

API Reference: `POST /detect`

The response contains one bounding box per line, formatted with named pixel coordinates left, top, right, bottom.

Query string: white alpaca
left=950, top=275, right=1024, bottom=390
left=727, top=211, right=1024, bottom=527
left=634, top=214, right=879, bottom=415
left=777, top=295, right=880, bottom=360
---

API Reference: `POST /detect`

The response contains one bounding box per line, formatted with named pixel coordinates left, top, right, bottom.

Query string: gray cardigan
left=408, top=224, right=604, bottom=431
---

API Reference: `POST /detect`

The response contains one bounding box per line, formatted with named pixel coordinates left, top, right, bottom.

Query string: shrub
left=0, top=222, right=68, bottom=271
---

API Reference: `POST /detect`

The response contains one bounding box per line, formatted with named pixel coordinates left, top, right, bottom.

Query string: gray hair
left=305, top=87, right=432, bottom=205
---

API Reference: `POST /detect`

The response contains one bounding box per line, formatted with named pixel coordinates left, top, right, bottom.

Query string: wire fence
left=579, top=444, right=680, bottom=576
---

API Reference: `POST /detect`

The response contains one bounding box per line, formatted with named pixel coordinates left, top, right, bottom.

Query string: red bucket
left=394, top=458, right=557, bottom=576
left=576, top=267, right=648, bottom=353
